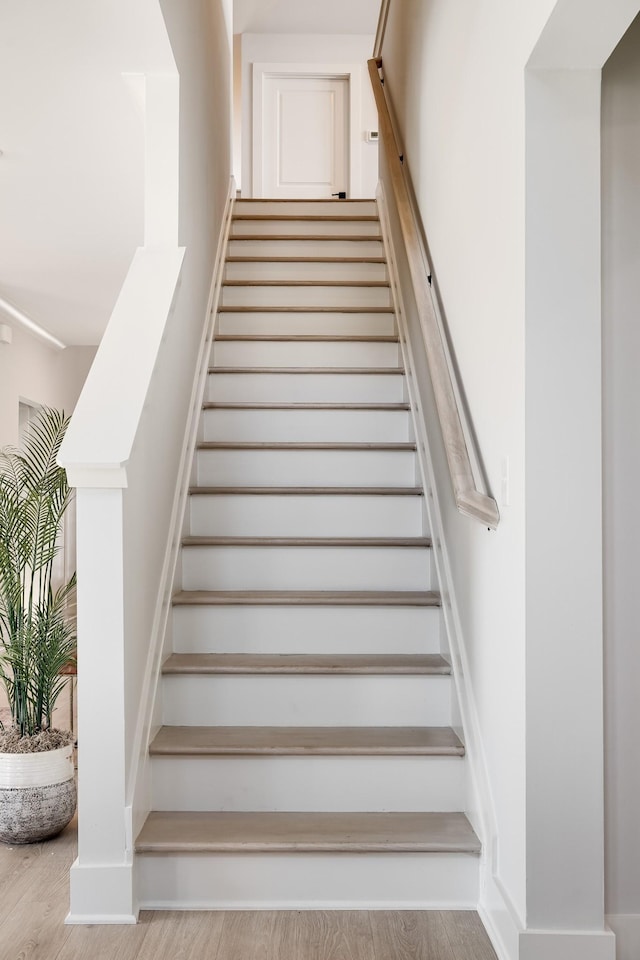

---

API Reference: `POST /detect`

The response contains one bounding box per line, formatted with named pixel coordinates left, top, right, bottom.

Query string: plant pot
left=0, top=744, right=76, bottom=844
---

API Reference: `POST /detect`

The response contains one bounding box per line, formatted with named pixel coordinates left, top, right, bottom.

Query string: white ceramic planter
left=0, top=744, right=76, bottom=844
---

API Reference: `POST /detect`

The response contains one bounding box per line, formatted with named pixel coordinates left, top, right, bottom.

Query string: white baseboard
left=67, top=858, right=138, bottom=924
left=138, top=900, right=478, bottom=912
left=519, top=929, right=616, bottom=960
left=478, top=870, right=522, bottom=960
left=66, top=914, right=138, bottom=925
left=606, top=914, right=638, bottom=960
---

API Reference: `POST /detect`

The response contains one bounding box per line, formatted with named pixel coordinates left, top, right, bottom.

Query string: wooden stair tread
left=218, top=306, right=394, bottom=314
left=182, top=536, right=431, bottom=547
left=196, top=442, right=416, bottom=452
left=189, top=486, right=423, bottom=496
left=230, top=234, right=384, bottom=242
left=209, top=366, right=404, bottom=375
left=136, top=811, right=479, bottom=855
left=226, top=256, right=386, bottom=264
left=202, top=402, right=410, bottom=411
left=234, top=199, right=376, bottom=204
left=214, top=334, right=397, bottom=341
left=233, top=215, right=379, bottom=222
left=162, top=654, right=449, bottom=676
left=172, top=590, right=440, bottom=607
left=150, top=725, right=464, bottom=756
left=222, top=280, right=390, bottom=288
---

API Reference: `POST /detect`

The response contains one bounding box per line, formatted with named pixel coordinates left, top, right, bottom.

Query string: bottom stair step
left=136, top=811, right=480, bottom=854
left=137, top=850, right=480, bottom=909
left=149, top=725, right=465, bottom=756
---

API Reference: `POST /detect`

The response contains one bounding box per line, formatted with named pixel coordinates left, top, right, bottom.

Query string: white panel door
left=261, top=75, right=349, bottom=199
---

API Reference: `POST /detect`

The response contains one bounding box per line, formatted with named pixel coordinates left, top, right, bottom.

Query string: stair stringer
left=124, top=179, right=236, bottom=869
left=376, top=183, right=514, bottom=944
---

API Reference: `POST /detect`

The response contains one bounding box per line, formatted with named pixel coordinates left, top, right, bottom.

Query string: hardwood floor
left=0, top=819, right=497, bottom=959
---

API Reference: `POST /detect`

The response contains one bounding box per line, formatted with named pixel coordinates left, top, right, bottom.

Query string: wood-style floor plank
left=0, top=870, right=73, bottom=960
left=135, top=910, right=225, bottom=960
left=214, top=911, right=277, bottom=960
left=54, top=923, right=149, bottom=960
left=442, top=910, right=498, bottom=960
left=270, top=911, right=375, bottom=960
left=0, top=819, right=77, bottom=923
left=370, top=911, right=458, bottom=960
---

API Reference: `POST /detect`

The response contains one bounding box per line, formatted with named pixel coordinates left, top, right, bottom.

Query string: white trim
left=65, top=914, right=138, bottom=925
left=67, top=857, right=136, bottom=924
left=0, top=296, right=66, bottom=351
left=518, top=929, right=615, bottom=960
left=58, top=247, right=186, bottom=487
left=606, top=915, right=639, bottom=960
left=126, top=179, right=236, bottom=848
left=478, top=872, right=523, bottom=960
left=138, top=899, right=479, bottom=912
left=251, top=62, right=362, bottom=199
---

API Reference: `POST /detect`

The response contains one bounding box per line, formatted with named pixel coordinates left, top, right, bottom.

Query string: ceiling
left=234, top=0, right=380, bottom=35
left=0, top=0, right=379, bottom=347
left=0, top=0, right=175, bottom=346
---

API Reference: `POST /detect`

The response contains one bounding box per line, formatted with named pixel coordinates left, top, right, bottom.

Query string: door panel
left=261, top=75, right=349, bottom=199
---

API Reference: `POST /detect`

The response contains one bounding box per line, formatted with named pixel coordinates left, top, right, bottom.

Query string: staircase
left=135, top=199, right=481, bottom=909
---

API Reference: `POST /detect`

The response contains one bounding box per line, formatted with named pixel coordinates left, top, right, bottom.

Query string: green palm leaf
left=0, top=408, right=76, bottom=737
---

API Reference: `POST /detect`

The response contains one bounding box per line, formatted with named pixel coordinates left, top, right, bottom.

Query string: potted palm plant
left=0, top=407, right=77, bottom=843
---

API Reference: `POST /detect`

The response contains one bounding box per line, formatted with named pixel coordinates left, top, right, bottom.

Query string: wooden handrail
left=373, top=0, right=391, bottom=59
left=368, top=58, right=499, bottom=528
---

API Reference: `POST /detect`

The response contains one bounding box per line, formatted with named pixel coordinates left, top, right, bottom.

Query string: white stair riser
left=231, top=219, right=381, bottom=238
left=196, top=448, right=417, bottom=488
left=213, top=341, right=399, bottom=368
left=189, top=494, right=424, bottom=537
left=220, top=285, right=391, bottom=309
left=172, top=606, right=441, bottom=655
left=228, top=239, right=384, bottom=258
left=162, top=676, right=451, bottom=726
left=137, top=852, right=479, bottom=909
left=235, top=201, right=378, bottom=217
left=217, top=310, right=395, bottom=337
left=181, top=545, right=432, bottom=592
left=202, top=408, right=411, bottom=443
left=151, top=756, right=465, bottom=812
left=207, top=372, right=405, bottom=404
left=225, top=261, right=387, bottom=283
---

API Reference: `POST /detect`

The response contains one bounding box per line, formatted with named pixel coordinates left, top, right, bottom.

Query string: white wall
left=0, top=328, right=95, bottom=447
left=602, top=13, right=640, bottom=956
left=381, top=0, right=556, bottom=935
left=240, top=33, right=378, bottom=197
left=381, top=2, right=639, bottom=958
left=0, top=0, right=177, bottom=345
left=380, top=0, right=640, bottom=957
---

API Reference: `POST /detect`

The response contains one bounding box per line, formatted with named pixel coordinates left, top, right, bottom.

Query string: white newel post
left=68, top=483, right=136, bottom=922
